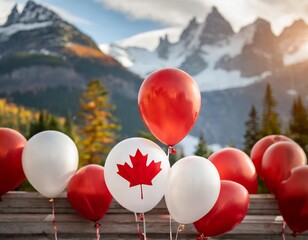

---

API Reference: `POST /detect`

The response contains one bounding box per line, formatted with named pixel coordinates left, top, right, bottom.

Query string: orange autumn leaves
left=0, top=99, right=39, bottom=135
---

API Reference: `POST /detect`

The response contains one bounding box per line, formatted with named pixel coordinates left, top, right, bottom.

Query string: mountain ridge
left=101, top=6, right=308, bottom=147
left=0, top=0, right=145, bottom=138
left=2, top=2, right=308, bottom=148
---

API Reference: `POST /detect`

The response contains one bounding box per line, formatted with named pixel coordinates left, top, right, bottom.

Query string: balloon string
left=175, top=224, right=185, bottom=240
left=169, top=215, right=173, bottom=240
left=142, top=213, right=147, bottom=240
left=134, top=212, right=143, bottom=240
left=94, top=222, right=101, bottom=240
left=49, top=198, right=58, bottom=240
left=282, top=220, right=286, bottom=240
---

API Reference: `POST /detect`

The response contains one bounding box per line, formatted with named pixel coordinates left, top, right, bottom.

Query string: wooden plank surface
left=0, top=192, right=307, bottom=239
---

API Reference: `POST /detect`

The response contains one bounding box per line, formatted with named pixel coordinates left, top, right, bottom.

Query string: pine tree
left=77, top=80, right=120, bottom=166
left=194, top=132, right=212, bottom=158
left=243, top=105, right=261, bottom=154
left=261, top=83, right=281, bottom=136
left=28, top=111, right=64, bottom=139
left=289, top=96, right=308, bottom=154
left=63, top=112, right=75, bottom=140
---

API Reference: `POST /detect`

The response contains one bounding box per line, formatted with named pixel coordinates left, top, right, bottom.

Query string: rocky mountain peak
left=279, top=19, right=308, bottom=54
left=3, top=0, right=61, bottom=26
left=287, top=19, right=307, bottom=30
left=253, top=18, right=271, bottom=30
left=279, top=19, right=308, bottom=39
left=199, top=6, right=234, bottom=45
left=179, top=16, right=199, bottom=41
left=3, top=4, right=20, bottom=27
left=157, top=34, right=171, bottom=59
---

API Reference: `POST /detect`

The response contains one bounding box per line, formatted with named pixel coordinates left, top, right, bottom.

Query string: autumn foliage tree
left=0, top=99, right=39, bottom=136
left=77, top=80, right=120, bottom=166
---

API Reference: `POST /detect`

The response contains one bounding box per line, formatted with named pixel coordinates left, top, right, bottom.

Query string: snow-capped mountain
left=279, top=19, right=308, bottom=65
left=3, top=1, right=308, bottom=149
left=0, top=1, right=143, bottom=137
left=102, top=7, right=275, bottom=91
left=102, top=7, right=305, bottom=93
left=100, top=6, right=308, bottom=148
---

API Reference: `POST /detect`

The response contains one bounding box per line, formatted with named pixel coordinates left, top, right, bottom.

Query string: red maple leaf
left=117, top=148, right=162, bottom=199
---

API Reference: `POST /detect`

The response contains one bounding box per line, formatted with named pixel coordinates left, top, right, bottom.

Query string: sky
left=1, top=0, right=308, bottom=45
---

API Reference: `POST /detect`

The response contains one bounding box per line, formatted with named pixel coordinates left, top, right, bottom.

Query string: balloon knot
left=169, top=146, right=177, bottom=154
left=49, top=198, right=54, bottom=203
left=94, top=222, right=101, bottom=229
left=292, top=232, right=298, bottom=238
left=178, top=224, right=185, bottom=233
left=196, top=234, right=208, bottom=240
left=139, top=213, right=144, bottom=221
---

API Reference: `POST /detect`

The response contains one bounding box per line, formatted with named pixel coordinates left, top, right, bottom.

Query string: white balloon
left=22, top=131, right=78, bottom=198
left=104, top=137, right=170, bottom=213
left=165, top=156, right=220, bottom=224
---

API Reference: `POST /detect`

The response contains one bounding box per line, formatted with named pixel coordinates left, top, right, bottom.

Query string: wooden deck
left=0, top=192, right=307, bottom=239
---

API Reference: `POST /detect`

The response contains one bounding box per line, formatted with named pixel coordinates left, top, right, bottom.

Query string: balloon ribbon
left=94, top=222, right=101, bottom=240
left=134, top=213, right=147, bottom=240
left=49, top=198, right=58, bottom=240
left=282, top=220, right=286, bottom=240
left=169, top=215, right=173, bottom=240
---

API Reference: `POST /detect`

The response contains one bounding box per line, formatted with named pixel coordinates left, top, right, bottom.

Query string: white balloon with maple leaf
left=104, top=137, right=170, bottom=213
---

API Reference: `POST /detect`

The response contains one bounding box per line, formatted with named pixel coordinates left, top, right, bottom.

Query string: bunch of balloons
left=0, top=67, right=308, bottom=239
left=104, top=68, right=222, bottom=234
left=104, top=68, right=251, bottom=239
left=251, top=135, right=308, bottom=236
left=0, top=129, right=79, bottom=200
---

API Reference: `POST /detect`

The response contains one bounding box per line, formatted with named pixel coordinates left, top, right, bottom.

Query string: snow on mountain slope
left=100, top=7, right=275, bottom=92
left=284, top=42, right=308, bottom=65
left=0, top=21, right=52, bottom=41
left=280, top=19, right=308, bottom=65
left=195, top=69, right=271, bottom=92
left=100, top=27, right=182, bottom=53
left=101, top=20, right=268, bottom=91
left=102, top=38, right=272, bottom=92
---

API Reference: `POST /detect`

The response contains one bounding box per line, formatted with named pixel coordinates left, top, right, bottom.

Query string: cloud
left=40, top=3, right=92, bottom=25
left=95, top=0, right=213, bottom=27
left=96, top=0, right=308, bottom=34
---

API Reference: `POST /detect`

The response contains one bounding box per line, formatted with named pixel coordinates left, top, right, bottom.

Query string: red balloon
left=277, top=166, right=308, bottom=235
left=209, top=148, right=258, bottom=194
left=67, top=165, right=112, bottom=222
left=250, top=135, right=292, bottom=178
left=194, top=180, right=249, bottom=237
left=0, top=128, right=27, bottom=197
left=138, top=68, right=201, bottom=146
left=262, top=141, right=306, bottom=196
